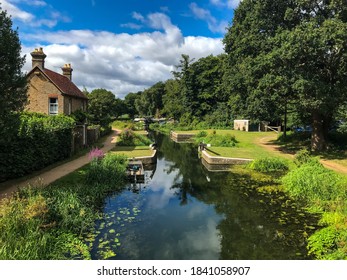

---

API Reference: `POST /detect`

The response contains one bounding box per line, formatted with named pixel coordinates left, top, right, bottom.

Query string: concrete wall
left=131, top=150, right=157, bottom=165
left=201, top=150, right=252, bottom=165
left=170, top=131, right=195, bottom=142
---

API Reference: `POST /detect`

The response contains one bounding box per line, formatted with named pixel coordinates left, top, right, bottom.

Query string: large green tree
left=124, top=92, right=141, bottom=119
left=223, top=0, right=347, bottom=151
left=135, top=82, right=165, bottom=117
left=87, top=88, right=120, bottom=126
left=0, top=8, right=27, bottom=120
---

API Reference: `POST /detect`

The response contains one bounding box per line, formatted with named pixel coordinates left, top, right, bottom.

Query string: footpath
left=0, top=129, right=120, bottom=199
left=257, top=134, right=347, bottom=174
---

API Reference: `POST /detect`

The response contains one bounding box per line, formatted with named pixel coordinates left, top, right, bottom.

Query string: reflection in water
left=90, top=133, right=318, bottom=260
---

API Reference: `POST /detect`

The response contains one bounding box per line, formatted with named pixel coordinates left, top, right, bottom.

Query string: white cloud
left=227, top=0, right=242, bottom=9
left=22, top=12, right=224, bottom=98
left=210, top=0, right=242, bottom=9
left=189, top=2, right=228, bottom=34
left=1, top=0, right=34, bottom=21
left=1, top=0, right=69, bottom=27
left=132, top=11, right=145, bottom=22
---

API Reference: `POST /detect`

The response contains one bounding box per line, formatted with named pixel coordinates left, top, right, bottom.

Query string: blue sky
left=1, top=0, right=241, bottom=98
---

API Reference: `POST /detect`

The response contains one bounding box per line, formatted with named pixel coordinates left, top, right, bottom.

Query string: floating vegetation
left=89, top=206, right=142, bottom=259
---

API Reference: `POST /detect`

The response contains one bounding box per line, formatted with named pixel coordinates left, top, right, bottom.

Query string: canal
left=89, top=133, right=317, bottom=260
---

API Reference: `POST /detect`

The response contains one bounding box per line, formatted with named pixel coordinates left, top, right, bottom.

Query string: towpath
left=0, top=128, right=120, bottom=199
left=256, top=134, right=347, bottom=174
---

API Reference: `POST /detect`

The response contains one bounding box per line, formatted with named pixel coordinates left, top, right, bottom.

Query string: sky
left=1, top=0, right=241, bottom=98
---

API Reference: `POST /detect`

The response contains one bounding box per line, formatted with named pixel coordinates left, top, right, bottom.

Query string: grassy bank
left=0, top=153, right=128, bottom=260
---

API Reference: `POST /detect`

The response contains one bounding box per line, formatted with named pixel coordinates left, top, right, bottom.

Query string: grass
left=176, top=129, right=292, bottom=160
left=0, top=155, right=128, bottom=260
left=111, top=146, right=154, bottom=158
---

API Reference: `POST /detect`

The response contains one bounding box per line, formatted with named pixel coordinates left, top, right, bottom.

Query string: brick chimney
left=61, top=63, right=73, bottom=81
left=30, top=47, right=46, bottom=69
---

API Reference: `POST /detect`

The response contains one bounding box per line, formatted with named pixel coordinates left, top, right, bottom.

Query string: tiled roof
left=43, top=69, right=88, bottom=100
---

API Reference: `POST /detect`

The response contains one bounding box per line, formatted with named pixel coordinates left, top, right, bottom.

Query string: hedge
left=0, top=112, right=75, bottom=182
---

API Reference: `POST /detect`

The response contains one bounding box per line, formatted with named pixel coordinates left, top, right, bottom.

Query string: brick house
left=26, top=48, right=88, bottom=115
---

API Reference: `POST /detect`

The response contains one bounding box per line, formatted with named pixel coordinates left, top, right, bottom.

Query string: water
left=89, top=133, right=318, bottom=260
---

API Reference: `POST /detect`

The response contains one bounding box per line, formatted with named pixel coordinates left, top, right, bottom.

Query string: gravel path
left=0, top=128, right=120, bottom=199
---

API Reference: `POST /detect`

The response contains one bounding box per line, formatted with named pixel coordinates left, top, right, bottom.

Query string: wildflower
left=88, top=147, right=104, bottom=160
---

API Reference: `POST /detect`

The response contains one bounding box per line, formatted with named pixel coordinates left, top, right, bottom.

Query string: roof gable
left=27, top=66, right=88, bottom=100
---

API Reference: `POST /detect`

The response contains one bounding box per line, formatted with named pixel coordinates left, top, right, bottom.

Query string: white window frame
left=49, top=98, right=58, bottom=115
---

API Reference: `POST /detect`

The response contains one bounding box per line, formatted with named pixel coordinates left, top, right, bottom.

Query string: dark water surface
left=90, top=133, right=317, bottom=260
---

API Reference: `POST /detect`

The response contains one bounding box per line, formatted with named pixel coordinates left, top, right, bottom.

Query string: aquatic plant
left=282, top=160, right=347, bottom=260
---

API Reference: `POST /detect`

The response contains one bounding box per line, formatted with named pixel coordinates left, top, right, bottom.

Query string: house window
left=49, top=98, right=58, bottom=115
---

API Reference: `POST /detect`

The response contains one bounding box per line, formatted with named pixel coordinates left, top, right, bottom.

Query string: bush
left=0, top=113, right=75, bottom=182
left=249, top=157, right=290, bottom=173
left=85, top=153, right=128, bottom=186
left=195, top=130, right=208, bottom=138
left=294, top=149, right=317, bottom=166
left=282, top=161, right=345, bottom=202
left=117, top=129, right=152, bottom=146
left=195, top=132, right=237, bottom=147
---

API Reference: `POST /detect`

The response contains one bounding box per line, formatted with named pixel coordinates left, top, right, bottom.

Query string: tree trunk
left=283, top=102, right=287, bottom=138
left=311, top=111, right=326, bottom=152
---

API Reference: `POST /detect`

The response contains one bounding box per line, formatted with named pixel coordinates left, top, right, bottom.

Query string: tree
left=162, top=79, right=183, bottom=120
left=135, top=82, right=165, bottom=117
left=0, top=8, right=27, bottom=120
left=223, top=0, right=347, bottom=151
left=124, top=92, right=141, bottom=119
left=87, top=89, right=118, bottom=126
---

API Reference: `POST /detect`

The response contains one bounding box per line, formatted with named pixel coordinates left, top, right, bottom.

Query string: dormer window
left=49, top=98, right=58, bottom=115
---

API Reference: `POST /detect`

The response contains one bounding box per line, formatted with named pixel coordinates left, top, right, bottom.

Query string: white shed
left=234, top=120, right=250, bottom=131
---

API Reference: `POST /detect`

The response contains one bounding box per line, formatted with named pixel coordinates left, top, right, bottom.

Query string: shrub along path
left=0, top=128, right=121, bottom=199
left=256, top=134, right=347, bottom=174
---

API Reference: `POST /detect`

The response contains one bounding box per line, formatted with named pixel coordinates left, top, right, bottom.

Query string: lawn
left=111, top=146, right=154, bottom=158
left=177, top=129, right=292, bottom=160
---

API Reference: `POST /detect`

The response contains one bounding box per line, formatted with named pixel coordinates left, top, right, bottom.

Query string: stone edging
left=201, top=150, right=253, bottom=165
left=170, top=131, right=195, bottom=142
left=130, top=149, right=157, bottom=165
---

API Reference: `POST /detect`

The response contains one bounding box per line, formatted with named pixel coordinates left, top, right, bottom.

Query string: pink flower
left=88, top=147, right=104, bottom=160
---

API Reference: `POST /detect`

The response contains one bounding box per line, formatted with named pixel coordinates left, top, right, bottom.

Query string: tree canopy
left=223, top=0, right=347, bottom=151
left=87, top=88, right=123, bottom=126
left=0, top=8, right=27, bottom=119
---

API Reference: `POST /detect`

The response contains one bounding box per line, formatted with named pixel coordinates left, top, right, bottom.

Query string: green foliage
left=0, top=189, right=91, bottom=260
left=70, top=109, right=87, bottom=124
left=0, top=8, right=27, bottom=120
left=135, top=82, right=164, bottom=117
left=282, top=153, right=347, bottom=259
left=248, top=157, right=289, bottom=173
left=195, top=132, right=237, bottom=147
left=117, top=129, right=152, bottom=146
left=282, top=161, right=345, bottom=202
left=307, top=226, right=347, bottom=260
left=294, top=149, right=315, bottom=166
left=85, top=153, right=128, bottom=186
left=223, top=0, right=347, bottom=151
left=87, top=88, right=122, bottom=126
left=0, top=154, right=128, bottom=259
left=195, top=130, right=208, bottom=138
left=0, top=112, right=75, bottom=182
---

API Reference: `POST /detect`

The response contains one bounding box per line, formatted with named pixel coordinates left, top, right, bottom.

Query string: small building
left=234, top=120, right=250, bottom=131
left=26, top=48, right=88, bottom=115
